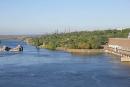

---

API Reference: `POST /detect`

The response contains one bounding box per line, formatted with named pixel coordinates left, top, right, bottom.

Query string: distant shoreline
left=0, top=35, right=29, bottom=40
left=0, top=35, right=39, bottom=40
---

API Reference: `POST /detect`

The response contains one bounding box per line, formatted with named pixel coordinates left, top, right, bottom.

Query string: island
left=26, top=28, right=130, bottom=54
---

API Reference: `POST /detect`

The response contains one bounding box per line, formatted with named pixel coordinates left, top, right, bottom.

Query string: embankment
left=56, top=47, right=104, bottom=54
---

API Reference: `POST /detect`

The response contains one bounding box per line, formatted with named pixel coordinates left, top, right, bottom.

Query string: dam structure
left=105, top=33, right=130, bottom=62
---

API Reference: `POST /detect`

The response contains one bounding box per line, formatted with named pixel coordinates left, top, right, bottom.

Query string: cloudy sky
left=0, top=0, right=130, bottom=34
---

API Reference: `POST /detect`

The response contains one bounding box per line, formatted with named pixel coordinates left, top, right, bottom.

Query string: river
left=0, top=39, right=130, bottom=87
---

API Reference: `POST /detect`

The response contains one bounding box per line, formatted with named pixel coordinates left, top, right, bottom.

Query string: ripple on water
left=0, top=40, right=130, bottom=87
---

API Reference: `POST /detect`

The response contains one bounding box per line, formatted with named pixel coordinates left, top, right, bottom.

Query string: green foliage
left=31, top=28, right=130, bottom=50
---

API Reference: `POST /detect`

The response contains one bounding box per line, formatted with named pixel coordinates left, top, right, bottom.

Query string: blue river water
left=0, top=39, right=130, bottom=87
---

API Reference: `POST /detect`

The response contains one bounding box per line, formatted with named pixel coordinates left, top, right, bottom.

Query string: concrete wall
left=108, top=38, right=130, bottom=49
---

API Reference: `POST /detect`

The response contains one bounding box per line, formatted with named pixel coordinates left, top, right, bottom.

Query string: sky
left=0, top=0, right=130, bottom=35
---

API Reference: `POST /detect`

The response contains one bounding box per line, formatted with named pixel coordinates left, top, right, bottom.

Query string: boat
left=0, top=45, right=23, bottom=52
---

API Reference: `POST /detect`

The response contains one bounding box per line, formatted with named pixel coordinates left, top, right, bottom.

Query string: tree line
left=29, top=28, right=130, bottom=50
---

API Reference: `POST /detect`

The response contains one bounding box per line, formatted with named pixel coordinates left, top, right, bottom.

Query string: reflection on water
left=0, top=51, right=22, bottom=57
left=71, top=52, right=103, bottom=56
left=0, top=40, right=130, bottom=87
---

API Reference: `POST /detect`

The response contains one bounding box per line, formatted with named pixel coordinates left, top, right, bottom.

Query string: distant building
left=107, top=34, right=130, bottom=62
left=108, top=38, right=130, bottom=51
left=108, top=33, right=130, bottom=51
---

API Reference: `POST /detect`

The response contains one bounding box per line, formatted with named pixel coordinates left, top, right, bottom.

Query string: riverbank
left=56, top=47, right=104, bottom=53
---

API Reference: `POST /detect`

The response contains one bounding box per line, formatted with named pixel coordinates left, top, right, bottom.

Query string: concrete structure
left=108, top=38, right=130, bottom=50
left=106, top=37, right=130, bottom=62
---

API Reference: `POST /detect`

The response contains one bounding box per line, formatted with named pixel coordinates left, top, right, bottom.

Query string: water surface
left=0, top=40, right=130, bottom=87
